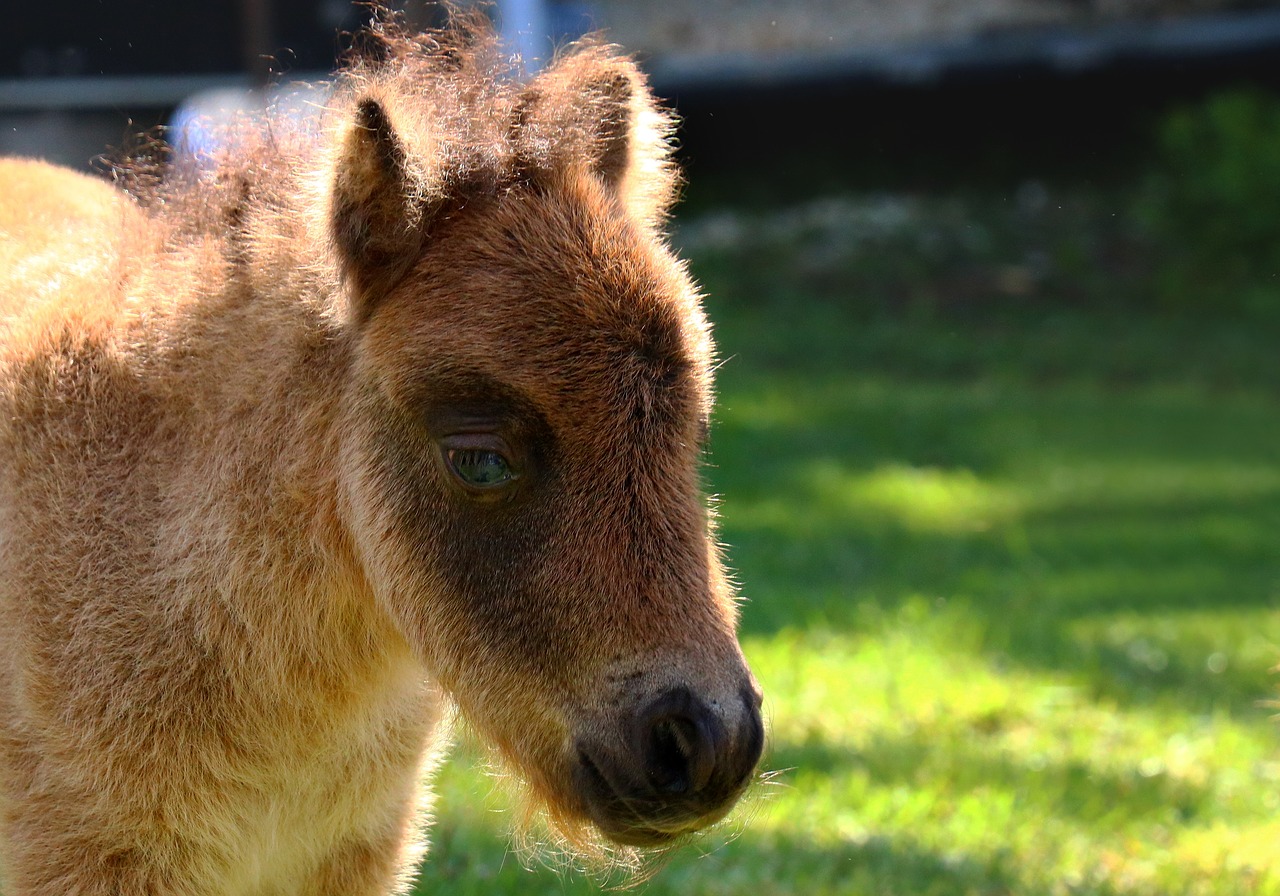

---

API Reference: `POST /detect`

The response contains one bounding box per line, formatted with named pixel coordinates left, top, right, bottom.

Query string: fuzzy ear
left=331, top=97, right=427, bottom=321
left=586, top=68, right=637, bottom=189
left=513, top=48, right=679, bottom=225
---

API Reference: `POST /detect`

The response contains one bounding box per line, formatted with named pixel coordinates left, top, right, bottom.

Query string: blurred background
left=4, top=2, right=1279, bottom=894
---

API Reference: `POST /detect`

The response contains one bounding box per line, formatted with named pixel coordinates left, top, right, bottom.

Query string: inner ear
left=591, top=71, right=634, bottom=189
left=524, top=63, right=638, bottom=189
left=356, top=99, right=403, bottom=182
left=512, top=50, right=678, bottom=225
left=331, top=97, right=427, bottom=322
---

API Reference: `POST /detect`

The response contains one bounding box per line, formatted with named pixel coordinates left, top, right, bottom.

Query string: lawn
left=411, top=101, right=1280, bottom=895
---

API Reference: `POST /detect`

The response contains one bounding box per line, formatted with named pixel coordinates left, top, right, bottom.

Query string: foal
left=0, top=13, right=762, bottom=895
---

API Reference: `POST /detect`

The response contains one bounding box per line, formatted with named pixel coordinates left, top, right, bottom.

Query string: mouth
left=572, top=746, right=742, bottom=848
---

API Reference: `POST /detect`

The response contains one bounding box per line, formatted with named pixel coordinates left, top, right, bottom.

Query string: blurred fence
left=4, top=1, right=1280, bottom=168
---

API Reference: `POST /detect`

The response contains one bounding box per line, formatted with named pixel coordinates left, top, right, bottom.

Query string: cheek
left=366, top=416, right=579, bottom=683
left=423, top=505, right=570, bottom=676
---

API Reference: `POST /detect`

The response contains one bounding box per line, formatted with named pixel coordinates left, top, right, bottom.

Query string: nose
left=637, top=686, right=754, bottom=797
left=574, top=684, right=765, bottom=846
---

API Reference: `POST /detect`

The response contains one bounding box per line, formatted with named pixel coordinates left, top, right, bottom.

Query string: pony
left=0, top=7, right=762, bottom=895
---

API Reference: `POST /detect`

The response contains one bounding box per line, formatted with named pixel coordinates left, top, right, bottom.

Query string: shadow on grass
left=767, top=730, right=1211, bottom=828
left=416, top=813, right=1026, bottom=896
left=722, top=486, right=1278, bottom=716
left=659, top=828, right=1024, bottom=896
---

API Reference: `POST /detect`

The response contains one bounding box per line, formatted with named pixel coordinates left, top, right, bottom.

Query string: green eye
left=445, top=447, right=517, bottom=489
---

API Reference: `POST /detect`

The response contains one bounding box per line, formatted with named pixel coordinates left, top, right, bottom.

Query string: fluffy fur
left=0, top=9, right=761, bottom=895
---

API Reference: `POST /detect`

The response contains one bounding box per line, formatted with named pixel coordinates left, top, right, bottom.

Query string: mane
left=100, top=3, right=676, bottom=323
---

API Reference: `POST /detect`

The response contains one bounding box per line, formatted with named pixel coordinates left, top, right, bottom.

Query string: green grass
left=411, top=177, right=1280, bottom=894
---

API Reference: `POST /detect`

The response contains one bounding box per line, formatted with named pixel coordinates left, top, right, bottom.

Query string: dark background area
left=667, top=48, right=1280, bottom=202
left=3, top=1, right=1280, bottom=193
left=3, top=0, right=365, bottom=78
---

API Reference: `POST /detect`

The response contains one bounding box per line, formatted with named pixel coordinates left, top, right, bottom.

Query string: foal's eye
left=444, top=446, right=517, bottom=490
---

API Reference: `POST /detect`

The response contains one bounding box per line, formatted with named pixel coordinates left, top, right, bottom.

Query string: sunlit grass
left=746, top=617, right=1280, bottom=886
left=821, top=463, right=1022, bottom=533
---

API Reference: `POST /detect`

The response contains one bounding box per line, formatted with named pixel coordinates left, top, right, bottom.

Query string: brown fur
left=0, top=9, right=761, bottom=895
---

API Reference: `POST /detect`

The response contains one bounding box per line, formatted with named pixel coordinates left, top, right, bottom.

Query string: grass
left=411, top=149, right=1280, bottom=894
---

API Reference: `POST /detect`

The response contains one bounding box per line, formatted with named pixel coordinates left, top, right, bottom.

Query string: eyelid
left=439, top=432, right=513, bottom=454
left=420, top=396, right=520, bottom=439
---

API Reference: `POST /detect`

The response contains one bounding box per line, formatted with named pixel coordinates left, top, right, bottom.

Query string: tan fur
left=0, top=10, right=760, bottom=895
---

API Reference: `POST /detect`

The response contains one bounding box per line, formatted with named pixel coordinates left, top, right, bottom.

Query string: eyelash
left=437, top=433, right=522, bottom=499
left=445, top=447, right=517, bottom=488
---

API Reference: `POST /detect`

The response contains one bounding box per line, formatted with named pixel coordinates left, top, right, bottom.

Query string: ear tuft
left=331, top=96, right=426, bottom=322
left=591, top=71, right=635, bottom=189
left=513, top=47, right=679, bottom=226
left=355, top=98, right=402, bottom=176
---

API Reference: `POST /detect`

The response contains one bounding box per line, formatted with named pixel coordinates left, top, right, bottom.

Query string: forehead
left=370, top=179, right=714, bottom=435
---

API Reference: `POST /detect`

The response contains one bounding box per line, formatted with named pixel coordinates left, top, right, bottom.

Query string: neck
left=152, top=273, right=407, bottom=694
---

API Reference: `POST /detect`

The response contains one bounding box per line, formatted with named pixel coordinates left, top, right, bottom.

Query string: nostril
left=639, top=689, right=720, bottom=797
left=648, top=715, right=701, bottom=794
